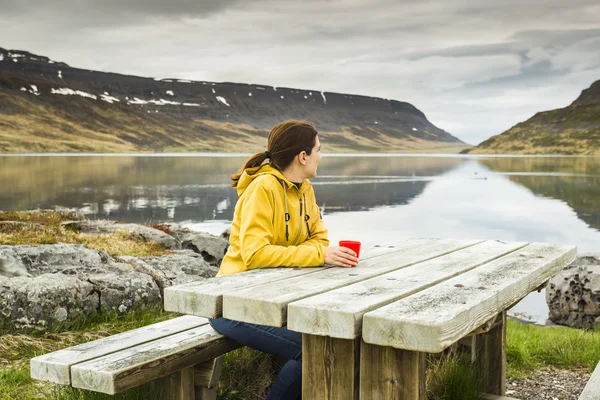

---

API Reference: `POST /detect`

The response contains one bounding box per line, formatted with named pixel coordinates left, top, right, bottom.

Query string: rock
left=0, top=247, right=29, bottom=277
left=87, top=271, right=161, bottom=314
left=0, top=274, right=99, bottom=332
left=0, top=228, right=224, bottom=332
left=546, top=254, right=600, bottom=330
left=61, top=220, right=180, bottom=249
left=161, top=224, right=229, bottom=265
left=2, top=243, right=104, bottom=276
left=220, top=227, right=231, bottom=242
left=0, top=244, right=163, bottom=332
left=182, top=232, right=228, bottom=266
left=117, top=250, right=217, bottom=292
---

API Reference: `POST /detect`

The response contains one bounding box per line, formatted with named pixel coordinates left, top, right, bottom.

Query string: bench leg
left=472, top=311, right=507, bottom=396
left=156, top=366, right=195, bottom=400
left=194, top=356, right=224, bottom=400
left=302, top=333, right=360, bottom=400
left=360, top=340, right=426, bottom=400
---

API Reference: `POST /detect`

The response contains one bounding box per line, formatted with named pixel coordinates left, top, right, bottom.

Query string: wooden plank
left=288, top=240, right=526, bottom=338
left=362, top=243, right=577, bottom=352
left=163, top=240, right=408, bottom=318
left=473, top=311, right=506, bottom=395
left=223, top=238, right=482, bottom=326
left=359, top=341, right=426, bottom=400
left=71, top=324, right=240, bottom=394
left=302, top=334, right=359, bottom=400
left=579, top=361, right=600, bottom=400
left=30, top=316, right=208, bottom=385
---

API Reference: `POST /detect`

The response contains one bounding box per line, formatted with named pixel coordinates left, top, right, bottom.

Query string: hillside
left=468, top=80, right=600, bottom=155
left=0, top=47, right=468, bottom=153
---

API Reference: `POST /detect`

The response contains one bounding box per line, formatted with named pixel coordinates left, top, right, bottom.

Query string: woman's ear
left=299, top=151, right=307, bottom=165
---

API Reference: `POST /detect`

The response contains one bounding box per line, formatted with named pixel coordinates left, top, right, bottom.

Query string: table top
left=164, top=237, right=576, bottom=353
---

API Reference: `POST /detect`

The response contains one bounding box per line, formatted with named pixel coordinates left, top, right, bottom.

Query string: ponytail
left=231, top=152, right=270, bottom=187
left=231, top=120, right=318, bottom=187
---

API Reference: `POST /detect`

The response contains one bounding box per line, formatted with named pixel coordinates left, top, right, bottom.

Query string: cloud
left=0, top=0, right=599, bottom=144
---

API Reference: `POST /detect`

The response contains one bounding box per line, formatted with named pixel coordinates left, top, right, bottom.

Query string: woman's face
left=303, top=135, right=322, bottom=179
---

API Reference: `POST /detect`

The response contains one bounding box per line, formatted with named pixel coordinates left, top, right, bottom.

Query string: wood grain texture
left=223, top=238, right=482, bottom=326
left=163, top=241, right=403, bottom=318
left=360, top=341, right=426, bottom=400
left=473, top=312, right=506, bottom=395
left=194, top=356, right=223, bottom=388
left=156, top=367, right=195, bottom=400
left=30, top=316, right=207, bottom=385
left=287, top=240, right=526, bottom=338
left=579, top=361, right=600, bottom=400
left=71, top=324, right=240, bottom=394
left=482, top=395, right=519, bottom=400
left=302, top=334, right=359, bottom=400
left=362, top=243, right=576, bottom=352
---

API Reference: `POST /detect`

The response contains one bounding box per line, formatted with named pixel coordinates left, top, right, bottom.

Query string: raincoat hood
left=236, top=164, right=308, bottom=197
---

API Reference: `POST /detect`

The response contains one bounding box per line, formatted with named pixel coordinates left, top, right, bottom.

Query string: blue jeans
left=209, top=317, right=302, bottom=400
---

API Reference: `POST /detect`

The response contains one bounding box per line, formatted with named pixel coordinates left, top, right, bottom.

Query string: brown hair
left=231, top=120, right=318, bottom=187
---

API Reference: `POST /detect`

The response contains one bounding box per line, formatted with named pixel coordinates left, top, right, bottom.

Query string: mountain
left=467, top=80, right=600, bottom=155
left=0, top=47, right=468, bottom=153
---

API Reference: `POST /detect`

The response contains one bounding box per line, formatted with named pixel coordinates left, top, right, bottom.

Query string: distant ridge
left=0, top=47, right=467, bottom=153
left=467, top=79, right=600, bottom=155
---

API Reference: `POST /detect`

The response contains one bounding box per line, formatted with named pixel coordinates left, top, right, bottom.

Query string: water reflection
left=0, top=155, right=464, bottom=222
left=480, top=157, right=600, bottom=231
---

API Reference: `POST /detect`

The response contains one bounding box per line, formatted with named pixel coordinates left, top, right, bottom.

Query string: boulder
left=87, top=271, right=161, bottom=314
left=0, top=244, right=161, bottom=331
left=546, top=254, right=600, bottom=330
left=163, top=224, right=229, bottom=266
left=0, top=274, right=98, bottom=332
left=182, top=232, right=228, bottom=266
left=117, top=250, right=217, bottom=292
left=0, top=221, right=230, bottom=333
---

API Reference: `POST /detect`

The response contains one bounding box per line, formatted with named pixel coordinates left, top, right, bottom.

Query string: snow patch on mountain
left=51, top=88, right=97, bottom=100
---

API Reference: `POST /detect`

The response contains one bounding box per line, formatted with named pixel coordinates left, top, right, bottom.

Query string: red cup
left=339, top=240, right=361, bottom=258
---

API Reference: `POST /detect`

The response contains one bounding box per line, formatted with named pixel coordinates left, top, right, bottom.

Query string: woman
left=209, top=120, right=358, bottom=400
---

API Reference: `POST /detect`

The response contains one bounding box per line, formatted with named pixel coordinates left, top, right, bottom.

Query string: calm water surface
left=2, top=154, right=600, bottom=324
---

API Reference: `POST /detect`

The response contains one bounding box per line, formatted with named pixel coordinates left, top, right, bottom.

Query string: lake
left=2, top=154, right=600, bottom=324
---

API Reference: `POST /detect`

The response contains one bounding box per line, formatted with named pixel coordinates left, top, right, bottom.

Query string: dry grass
left=0, top=210, right=78, bottom=224
left=0, top=211, right=169, bottom=257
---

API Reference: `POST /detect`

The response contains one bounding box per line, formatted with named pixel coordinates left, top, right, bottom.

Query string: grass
left=506, top=319, right=600, bottom=379
left=0, top=210, right=168, bottom=257
left=217, top=348, right=277, bottom=400
left=427, top=352, right=486, bottom=400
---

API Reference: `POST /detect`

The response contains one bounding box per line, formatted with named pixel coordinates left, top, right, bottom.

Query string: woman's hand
left=325, top=246, right=359, bottom=267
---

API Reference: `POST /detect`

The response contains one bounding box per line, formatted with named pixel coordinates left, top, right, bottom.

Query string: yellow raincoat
left=217, top=164, right=329, bottom=276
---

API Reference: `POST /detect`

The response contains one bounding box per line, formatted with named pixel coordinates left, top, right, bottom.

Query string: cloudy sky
left=1, top=0, right=599, bottom=144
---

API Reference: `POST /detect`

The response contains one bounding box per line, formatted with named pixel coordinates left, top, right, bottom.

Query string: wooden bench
left=579, top=361, right=600, bottom=400
left=30, top=315, right=240, bottom=399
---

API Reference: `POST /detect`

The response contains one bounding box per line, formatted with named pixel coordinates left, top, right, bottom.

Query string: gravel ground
left=506, top=369, right=592, bottom=400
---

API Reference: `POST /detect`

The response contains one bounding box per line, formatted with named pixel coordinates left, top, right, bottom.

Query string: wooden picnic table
left=164, top=237, right=576, bottom=400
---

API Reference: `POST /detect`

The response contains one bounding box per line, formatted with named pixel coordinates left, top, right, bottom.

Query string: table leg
left=472, top=311, right=507, bottom=395
left=302, top=333, right=360, bottom=400
left=360, top=340, right=426, bottom=400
